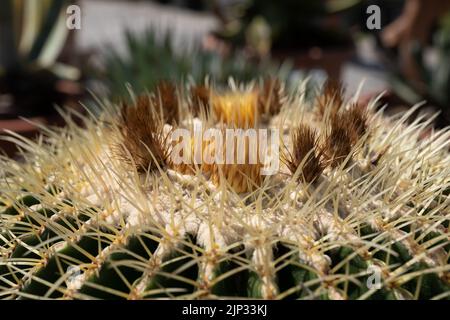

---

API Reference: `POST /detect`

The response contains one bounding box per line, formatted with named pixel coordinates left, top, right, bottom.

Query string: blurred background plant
left=98, top=29, right=292, bottom=100
left=0, top=0, right=83, bottom=119
left=206, top=0, right=356, bottom=80
left=213, top=0, right=353, bottom=54
left=321, top=0, right=450, bottom=127
left=379, top=4, right=450, bottom=128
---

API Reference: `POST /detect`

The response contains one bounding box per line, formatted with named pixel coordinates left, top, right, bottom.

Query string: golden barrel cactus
left=0, top=79, right=449, bottom=300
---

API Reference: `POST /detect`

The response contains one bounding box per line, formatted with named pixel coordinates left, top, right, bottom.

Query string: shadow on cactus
left=0, top=78, right=449, bottom=300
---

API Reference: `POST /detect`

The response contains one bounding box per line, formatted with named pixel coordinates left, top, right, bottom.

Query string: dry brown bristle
left=283, top=124, right=324, bottom=183
left=342, top=104, right=368, bottom=144
left=316, top=79, right=345, bottom=119
left=116, top=98, right=170, bottom=173
left=258, top=77, right=283, bottom=116
left=190, top=85, right=211, bottom=117
left=323, top=113, right=354, bottom=168
left=153, top=81, right=179, bottom=124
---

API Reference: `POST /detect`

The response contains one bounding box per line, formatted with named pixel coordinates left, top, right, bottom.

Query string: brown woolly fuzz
left=116, top=97, right=171, bottom=173
left=258, top=77, right=283, bottom=116
left=342, top=104, right=369, bottom=144
left=283, top=125, right=324, bottom=183
left=153, top=81, right=179, bottom=124
left=190, top=85, right=211, bottom=117
left=316, top=79, right=345, bottom=119
left=323, top=113, right=354, bottom=168
left=211, top=130, right=263, bottom=193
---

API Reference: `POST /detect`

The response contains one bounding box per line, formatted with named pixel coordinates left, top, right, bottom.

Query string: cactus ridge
left=0, top=79, right=449, bottom=300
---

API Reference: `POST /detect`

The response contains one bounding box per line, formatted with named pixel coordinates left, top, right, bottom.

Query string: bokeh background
left=1, top=0, right=449, bottom=156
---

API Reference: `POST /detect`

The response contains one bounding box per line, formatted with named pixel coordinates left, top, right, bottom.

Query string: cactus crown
left=0, top=79, right=449, bottom=300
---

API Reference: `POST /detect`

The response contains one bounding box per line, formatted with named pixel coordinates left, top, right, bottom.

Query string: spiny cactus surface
left=0, top=79, right=449, bottom=300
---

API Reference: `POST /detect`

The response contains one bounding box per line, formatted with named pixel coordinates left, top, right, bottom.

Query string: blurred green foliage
left=101, top=30, right=291, bottom=100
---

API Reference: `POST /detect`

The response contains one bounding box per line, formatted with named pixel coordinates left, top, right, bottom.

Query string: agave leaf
left=388, top=74, right=423, bottom=105
left=18, top=0, right=41, bottom=56
left=37, top=15, right=69, bottom=68
left=50, top=62, right=81, bottom=81
left=326, top=0, right=361, bottom=12
left=28, top=0, right=68, bottom=64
